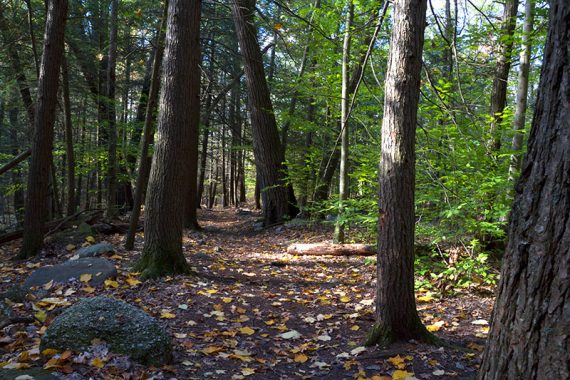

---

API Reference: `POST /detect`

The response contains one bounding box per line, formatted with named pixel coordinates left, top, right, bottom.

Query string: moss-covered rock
left=40, top=296, right=171, bottom=365
left=0, top=367, right=58, bottom=380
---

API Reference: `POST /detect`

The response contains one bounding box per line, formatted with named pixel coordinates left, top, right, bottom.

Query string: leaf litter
left=0, top=208, right=494, bottom=379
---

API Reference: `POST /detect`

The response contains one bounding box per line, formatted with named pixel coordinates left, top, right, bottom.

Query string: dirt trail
left=0, top=208, right=493, bottom=379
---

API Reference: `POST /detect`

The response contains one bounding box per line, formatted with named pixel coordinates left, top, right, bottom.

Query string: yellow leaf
left=41, top=349, right=59, bottom=357
left=467, top=342, right=484, bottom=351
left=65, top=244, right=76, bottom=252
left=241, top=368, right=255, bottom=376
left=294, top=353, right=308, bottom=363
left=274, top=23, right=283, bottom=30
left=90, top=357, right=105, bottom=368
left=82, top=286, right=96, bottom=294
left=85, top=236, right=96, bottom=243
left=339, top=296, right=350, bottom=303
left=126, top=277, right=141, bottom=286
left=392, top=370, right=414, bottom=380
left=35, top=310, right=47, bottom=323
left=370, top=376, right=391, bottom=380
left=427, top=320, right=445, bottom=332
left=239, top=326, right=255, bottom=335
left=350, top=325, right=360, bottom=331
left=222, top=297, right=233, bottom=303
left=387, top=355, right=407, bottom=369
left=265, top=319, right=276, bottom=326
left=43, top=280, right=54, bottom=290
left=160, top=311, right=176, bottom=319
left=417, top=295, right=434, bottom=302
left=104, top=279, right=118, bottom=288
left=80, top=273, right=92, bottom=283
left=206, top=289, right=218, bottom=294
left=202, top=346, right=224, bottom=355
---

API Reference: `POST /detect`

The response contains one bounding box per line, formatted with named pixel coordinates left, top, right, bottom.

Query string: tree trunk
left=231, top=0, right=297, bottom=226
left=105, top=0, right=118, bottom=218
left=125, top=1, right=168, bottom=250
left=134, top=0, right=199, bottom=278
left=61, top=53, right=76, bottom=216
left=334, top=0, right=353, bottom=243
left=508, top=0, right=534, bottom=181
left=19, top=0, right=68, bottom=259
left=366, top=0, right=430, bottom=346
left=479, top=1, right=569, bottom=378
left=488, top=0, right=519, bottom=152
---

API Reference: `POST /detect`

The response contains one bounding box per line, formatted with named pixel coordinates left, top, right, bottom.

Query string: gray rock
left=40, top=296, right=171, bottom=365
left=23, top=258, right=117, bottom=288
left=0, top=367, right=58, bottom=380
left=75, top=242, right=114, bottom=258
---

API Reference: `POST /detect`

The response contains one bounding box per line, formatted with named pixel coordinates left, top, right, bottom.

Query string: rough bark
left=488, top=0, right=519, bottom=151
left=479, top=1, right=570, bottom=378
left=508, top=0, right=534, bottom=181
left=125, top=1, right=168, bottom=250
left=366, top=0, right=430, bottom=346
left=18, top=0, right=68, bottom=259
left=287, top=243, right=375, bottom=257
left=231, top=0, right=297, bottom=226
left=134, top=0, right=198, bottom=278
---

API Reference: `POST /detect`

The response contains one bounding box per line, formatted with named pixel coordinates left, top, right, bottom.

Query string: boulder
left=40, top=297, right=171, bottom=365
left=0, top=367, right=58, bottom=380
left=74, top=242, right=114, bottom=259
left=23, top=258, right=116, bottom=288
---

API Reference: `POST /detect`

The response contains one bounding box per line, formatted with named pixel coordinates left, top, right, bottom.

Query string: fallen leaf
left=160, top=311, right=176, bottom=319
left=104, top=279, right=118, bottom=288
left=241, top=367, right=255, bottom=376
left=90, top=357, right=105, bottom=368
left=279, top=330, right=302, bottom=340
left=294, top=353, right=308, bottom=363
left=426, top=320, right=445, bottom=332
left=392, top=370, right=415, bottom=380
left=202, top=346, right=224, bottom=355
left=34, top=310, right=47, bottom=323
left=222, top=297, right=233, bottom=303
left=85, top=236, right=96, bottom=243
left=126, top=277, right=141, bottom=286
left=82, top=286, right=96, bottom=294
left=80, top=273, right=92, bottom=283
left=388, top=355, right=408, bottom=369
left=350, top=346, right=366, bottom=356
left=433, top=369, right=445, bottom=376
left=471, top=319, right=489, bottom=325
left=339, top=296, right=350, bottom=303
left=417, top=295, right=434, bottom=302
left=239, top=326, right=255, bottom=336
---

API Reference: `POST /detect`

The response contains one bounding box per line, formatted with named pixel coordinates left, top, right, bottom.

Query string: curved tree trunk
left=134, top=0, right=200, bottom=278
left=231, top=0, right=297, bottom=226
left=366, top=0, right=430, bottom=346
left=479, top=1, right=569, bottom=378
left=19, top=0, right=68, bottom=258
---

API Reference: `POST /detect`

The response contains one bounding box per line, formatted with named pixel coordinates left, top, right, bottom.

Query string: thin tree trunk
left=479, top=1, right=569, bottom=377
left=62, top=53, right=76, bottom=216
left=105, top=0, right=119, bottom=217
left=488, top=0, right=519, bottom=151
left=366, top=0, right=430, bottom=345
left=334, top=0, right=353, bottom=243
left=508, top=0, right=534, bottom=181
left=19, top=0, right=68, bottom=258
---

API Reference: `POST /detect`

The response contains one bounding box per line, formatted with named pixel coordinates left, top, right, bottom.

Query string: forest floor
left=0, top=208, right=495, bottom=380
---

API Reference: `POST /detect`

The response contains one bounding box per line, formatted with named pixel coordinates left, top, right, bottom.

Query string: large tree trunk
left=18, top=0, right=68, bottom=259
left=479, top=1, right=570, bottom=378
left=231, top=0, right=297, bottom=226
left=488, top=0, right=519, bottom=151
left=334, top=0, right=353, bottom=243
left=508, top=0, right=534, bottom=181
left=134, top=0, right=199, bottom=278
left=125, top=1, right=168, bottom=250
left=366, top=0, right=430, bottom=346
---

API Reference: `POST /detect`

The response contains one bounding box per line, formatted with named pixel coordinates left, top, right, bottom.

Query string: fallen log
left=286, top=243, right=376, bottom=256
left=0, top=148, right=31, bottom=176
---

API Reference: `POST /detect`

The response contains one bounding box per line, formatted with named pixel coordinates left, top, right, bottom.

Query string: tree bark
left=231, top=0, right=297, bottom=226
left=508, top=0, right=534, bottom=181
left=134, top=0, right=199, bottom=278
left=488, top=0, right=519, bottom=151
left=334, top=0, right=353, bottom=243
left=105, top=0, right=119, bottom=217
left=61, top=53, right=76, bottom=216
left=125, top=1, right=168, bottom=250
left=366, top=0, right=430, bottom=346
left=19, top=0, right=68, bottom=259
left=479, top=1, right=570, bottom=377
